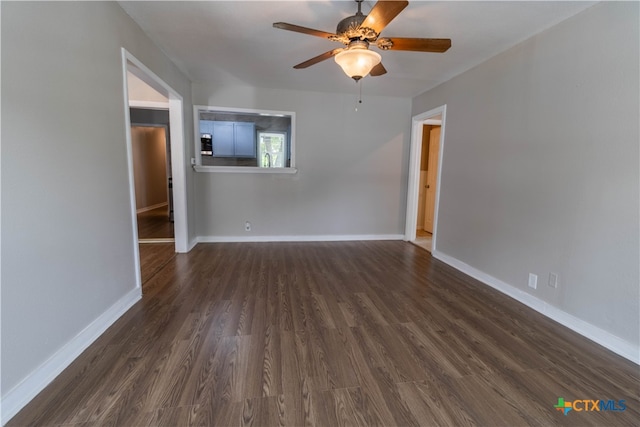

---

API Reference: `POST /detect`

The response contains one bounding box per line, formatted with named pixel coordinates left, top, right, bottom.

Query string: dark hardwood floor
left=138, top=243, right=176, bottom=285
left=9, top=241, right=639, bottom=426
left=137, top=205, right=174, bottom=240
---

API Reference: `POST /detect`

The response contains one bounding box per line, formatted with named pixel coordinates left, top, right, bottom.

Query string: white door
left=423, top=127, right=440, bottom=233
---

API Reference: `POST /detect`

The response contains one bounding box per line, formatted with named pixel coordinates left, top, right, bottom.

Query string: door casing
left=121, top=49, right=190, bottom=289
left=405, top=105, right=446, bottom=252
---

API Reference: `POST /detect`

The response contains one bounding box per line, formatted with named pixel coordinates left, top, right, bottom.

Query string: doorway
left=405, top=105, right=446, bottom=253
left=121, top=49, right=189, bottom=290
left=131, top=123, right=174, bottom=242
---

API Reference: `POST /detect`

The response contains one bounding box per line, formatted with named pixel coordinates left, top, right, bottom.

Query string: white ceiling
left=118, top=1, right=596, bottom=98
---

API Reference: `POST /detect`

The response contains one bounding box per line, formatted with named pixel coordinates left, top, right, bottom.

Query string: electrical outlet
left=549, top=272, right=558, bottom=288
left=245, top=221, right=251, bottom=232
left=528, top=273, right=538, bottom=289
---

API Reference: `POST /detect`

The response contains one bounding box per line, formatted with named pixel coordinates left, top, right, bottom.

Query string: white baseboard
left=188, top=237, right=199, bottom=252
left=197, top=234, right=404, bottom=243
left=138, top=238, right=175, bottom=244
left=1, top=288, right=141, bottom=424
left=432, top=249, right=639, bottom=365
left=136, top=202, right=168, bottom=214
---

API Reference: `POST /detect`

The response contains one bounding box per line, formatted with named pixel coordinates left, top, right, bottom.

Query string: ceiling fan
left=273, top=0, right=451, bottom=81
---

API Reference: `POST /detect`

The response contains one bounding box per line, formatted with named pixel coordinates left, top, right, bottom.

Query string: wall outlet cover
left=528, top=273, right=538, bottom=289
left=549, top=272, right=558, bottom=288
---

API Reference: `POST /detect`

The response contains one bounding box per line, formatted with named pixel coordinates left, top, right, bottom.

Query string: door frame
left=121, top=49, right=190, bottom=287
left=404, top=105, right=447, bottom=252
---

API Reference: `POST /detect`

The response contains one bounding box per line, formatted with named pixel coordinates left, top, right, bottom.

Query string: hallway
left=137, top=205, right=174, bottom=240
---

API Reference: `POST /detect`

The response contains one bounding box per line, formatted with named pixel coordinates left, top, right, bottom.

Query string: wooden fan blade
left=360, top=1, right=408, bottom=34
left=293, top=48, right=344, bottom=69
left=370, top=62, right=387, bottom=76
left=383, top=37, right=451, bottom=52
left=273, top=22, right=337, bottom=40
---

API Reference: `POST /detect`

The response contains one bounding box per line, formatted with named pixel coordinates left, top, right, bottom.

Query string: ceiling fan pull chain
left=355, top=79, right=363, bottom=111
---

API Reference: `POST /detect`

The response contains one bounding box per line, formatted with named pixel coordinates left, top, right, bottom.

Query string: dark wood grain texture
left=293, top=48, right=344, bottom=69
left=8, top=241, right=639, bottom=426
left=137, top=205, right=174, bottom=239
left=386, top=37, right=451, bottom=52
left=272, top=22, right=337, bottom=40
left=361, top=0, right=409, bottom=34
left=138, top=243, right=176, bottom=285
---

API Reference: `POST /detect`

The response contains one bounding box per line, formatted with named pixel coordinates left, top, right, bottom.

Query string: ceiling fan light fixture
left=334, top=46, right=381, bottom=81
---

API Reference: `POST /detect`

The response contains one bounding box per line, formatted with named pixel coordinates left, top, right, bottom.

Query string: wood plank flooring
left=137, top=206, right=174, bottom=239
left=8, top=241, right=639, bottom=426
left=138, top=243, right=176, bottom=284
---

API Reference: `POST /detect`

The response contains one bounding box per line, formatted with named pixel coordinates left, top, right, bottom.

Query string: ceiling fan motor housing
left=337, top=14, right=365, bottom=36
left=333, top=14, right=378, bottom=44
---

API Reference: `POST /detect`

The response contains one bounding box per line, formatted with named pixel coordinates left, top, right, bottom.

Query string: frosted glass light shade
left=334, top=48, right=381, bottom=81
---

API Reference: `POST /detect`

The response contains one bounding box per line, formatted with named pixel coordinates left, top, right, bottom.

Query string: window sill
left=193, top=165, right=298, bottom=174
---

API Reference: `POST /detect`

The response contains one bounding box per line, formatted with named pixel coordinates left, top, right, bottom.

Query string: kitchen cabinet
left=199, top=120, right=214, bottom=136
left=212, top=121, right=235, bottom=156
left=208, top=121, right=256, bottom=158
left=233, top=122, right=256, bottom=157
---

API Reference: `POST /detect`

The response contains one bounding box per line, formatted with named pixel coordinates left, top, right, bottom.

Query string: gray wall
left=192, top=85, right=411, bottom=238
left=1, top=1, right=194, bottom=396
left=412, top=2, right=639, bottom=346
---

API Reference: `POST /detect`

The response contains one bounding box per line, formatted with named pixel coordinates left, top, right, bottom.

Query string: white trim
left=197, top=234, right=404, bottom=243
left=193, top=165, right=298, bottom=174
left=193, top=105, right=296, bottom=170
left=432, top=249, right=640, bottom=365
left=128, top=100, right=169, bottom=110
left=194, top=105, right=293, bottom=115
left=121, top=49, right=143, bottom=291
left=405, top=105, right=447, bottom=255
left=138, top=238, right=175, bottom=244
left=168, top=97, right=188, bottom=253
left=423, top=119, right=442, bottom=125
left=122, top=49, right=190, bottom=254
left=136, top=201, right=168, bottom=214
left=1, top=288, right=141, bottom=424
